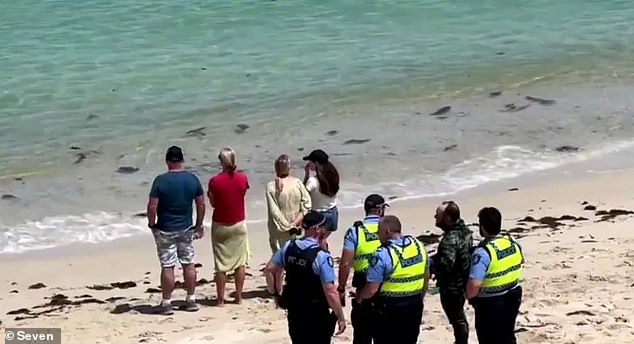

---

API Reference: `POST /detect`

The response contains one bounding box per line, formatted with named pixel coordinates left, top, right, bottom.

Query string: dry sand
left=1, top=169, right=634, bottom=343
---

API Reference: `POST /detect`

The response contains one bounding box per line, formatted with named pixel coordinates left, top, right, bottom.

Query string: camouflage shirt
left=434, top=219, right=473, bottom=294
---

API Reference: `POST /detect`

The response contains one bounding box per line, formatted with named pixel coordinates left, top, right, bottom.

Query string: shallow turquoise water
left=3, top=0, right=634, bottom=253
left=2, top=0, right=634, bottom=174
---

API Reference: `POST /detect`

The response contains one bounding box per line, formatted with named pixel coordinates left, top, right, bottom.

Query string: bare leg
left=234, top=265, right=246, bottom=304
left=215, top=271, right=226, bottom=306
left=160, top=267, right=175, bottom=300
left=182, top=263, right=196, bottom=296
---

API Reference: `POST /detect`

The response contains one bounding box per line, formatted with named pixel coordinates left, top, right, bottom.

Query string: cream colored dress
left=265, top=177, right=311, bottom=253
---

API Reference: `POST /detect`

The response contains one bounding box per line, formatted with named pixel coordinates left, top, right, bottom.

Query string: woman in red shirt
left=208, top=147, right=250, bottom=306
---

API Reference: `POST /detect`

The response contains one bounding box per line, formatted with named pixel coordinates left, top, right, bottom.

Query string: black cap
left=165, top=146, right=184, bottom=162
left=364, top=194, right=388, bottom=212
left=302, top=149, right=329, bottom=164
left=302, top=211, right=326, bottom=229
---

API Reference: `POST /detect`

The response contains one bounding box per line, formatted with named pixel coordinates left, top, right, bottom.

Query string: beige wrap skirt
left=211, top=220, right=250, bottom=273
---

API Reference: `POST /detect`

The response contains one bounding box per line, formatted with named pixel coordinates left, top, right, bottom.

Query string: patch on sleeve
left=327, top=256, right=334, bottom=268
left=369, top=255, right=379, bottom=267
left=472, top=254, right=481, bottom=266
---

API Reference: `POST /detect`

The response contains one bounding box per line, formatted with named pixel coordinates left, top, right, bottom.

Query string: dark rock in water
left=555, top=145, right=580, bottom=152
left=86, top=114, right=99, bottom=121
left=201, top=67, right=207, bottom=70
left=501, top=103, right=530, bottom=113
left=595, top=209, right=634, bottom=222
left=11, top=282, right=17, bottom=285
left=145, top=288, right=161, bottom=293
left=496, top=52, right=505, bottom=55
left=74, top=152, right=87, bottom=164
left=429, top=106, right=451, bottom=116
left=70, top=146, right=81, bottom=150
left=116, top=166, right=140, bottom=174
left=1, top=194, right=18, bottom=200
left=584, top=205, right=597, bottom=211
left=28, top=283, right=47, bottom=290
left=443, top=144, right=458, bottom=152
left=386, top=152, right=398, bottom=156
left=110, top=281, right=137, bottom=289
left=7, top=308, right=31, bottom=315
left=489, top=91, right=502, bottom=97
left=508, top=188, right=519, bottom=191
left=518, top=216, right=536, bottom=222
left=297, top=147, right=304, bottom=152
left=86, top=284, right=113, bottom=291
left=234, top=124, right=249, bottom=134
left=416, top=233, right=441, bottom=245
left=194, top=263, right=203, bottom=268
left=326, top=130, right=338, bottom=136
left=105, top=296, right=126, bottom=303
left=388, top=196, right=398, bottom=200
left=525, top=96, right=556, bottom=106
left=435, top=116, right=448, bottom=120
left=184, top=127, right=206, bottom=137
left=133, top=212, right=146, bottom=217
left=343, top=138, right=371, bottom=145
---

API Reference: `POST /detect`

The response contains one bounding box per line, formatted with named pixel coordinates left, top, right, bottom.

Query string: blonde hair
left=274, top=154, right=291, bottom=177
left=218, top=147, right=237, bottom=173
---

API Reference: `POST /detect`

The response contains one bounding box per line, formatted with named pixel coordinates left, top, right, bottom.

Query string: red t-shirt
left=208, top=171, right=249, bottom=223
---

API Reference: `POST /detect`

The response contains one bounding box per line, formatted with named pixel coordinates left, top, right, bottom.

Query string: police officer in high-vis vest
left=466, top=207, right=524, bottom=344
left=338, top=194, right=388, bottom=344
left=265, top=211, right=347, bottom=344
left=356, top=215, right=430, bottom=344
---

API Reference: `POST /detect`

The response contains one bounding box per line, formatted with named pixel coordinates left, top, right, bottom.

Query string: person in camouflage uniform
left=433, top=201, right=473, bottom=344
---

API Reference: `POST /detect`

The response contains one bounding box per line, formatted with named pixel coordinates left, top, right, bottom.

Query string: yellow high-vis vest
left=481, top=236, right=524, bottom=294
left=353, top=221, right=382, bottom=272
left=379, top=236, right=427, bottom=298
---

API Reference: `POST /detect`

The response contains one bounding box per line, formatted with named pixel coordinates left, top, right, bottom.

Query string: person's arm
left=316, top=253, right=346, bottom=335
left=422, top=260, right=431, bottom=301
left=193, top=179, right=205, bottom=233
left=357, top=250, right=387, bottom=302
left=337, top=227, right=357, bottom=292
left=466, top=248, right=490, bottom=299
left=436, top=233, right=457, bottom=280
left=265, top=259, right=284, bottom=294
left=305, top=175, right=318, bottom=193
left=207, top=178, right=215, bottom=208
left=292, top=180, right=312, bottom=226
left=265, top=183, right=292, bottom=231
left=147, top=177, right=159, bottom=230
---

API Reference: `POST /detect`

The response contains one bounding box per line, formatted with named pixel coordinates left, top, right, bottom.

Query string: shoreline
left=2, top=141, right=634, bottom=258
left=1, top=163, right=634, bottom=343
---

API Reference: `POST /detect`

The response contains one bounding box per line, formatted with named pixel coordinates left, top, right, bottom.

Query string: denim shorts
left=320, top=206, right=339, bottom=232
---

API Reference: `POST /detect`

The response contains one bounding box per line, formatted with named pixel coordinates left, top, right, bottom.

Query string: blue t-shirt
left=272, top=237, right=335, bottom=284
left=343, top=215, right=381, bottom=251
left=469, top=246, right=511, bottom=298
left=367, top=236, right=429, bottom=283
left=149, top=171, right=204, bottom=232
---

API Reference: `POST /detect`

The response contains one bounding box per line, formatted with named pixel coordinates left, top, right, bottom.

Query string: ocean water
left=2, top=0, right=634, bottom=253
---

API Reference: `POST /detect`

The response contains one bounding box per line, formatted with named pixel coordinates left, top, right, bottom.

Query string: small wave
left=2, top=140, right=633, bottom=254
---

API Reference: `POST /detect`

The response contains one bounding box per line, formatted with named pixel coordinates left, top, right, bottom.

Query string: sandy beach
left=2, top=168, right=634, bottom=344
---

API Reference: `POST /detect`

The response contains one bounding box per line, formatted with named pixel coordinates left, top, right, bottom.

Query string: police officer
left=265, top=211, right=346, bottom=344
left=338, top=194, right=388, bottom=344
left=356, top=215, right=430, bottom=344
left=466, top=207, right=524, bottom=344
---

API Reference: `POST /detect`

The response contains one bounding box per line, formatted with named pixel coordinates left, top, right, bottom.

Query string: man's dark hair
left=380, top=215, right=402, bottom=233
left=442, top=200, right=460, bottom=222
left=165, top=146, right=184, bottom=163
left=478, top=207, right=502, bottom=235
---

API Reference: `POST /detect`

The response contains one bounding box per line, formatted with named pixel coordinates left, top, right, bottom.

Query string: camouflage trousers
left=153, top=228, right=195, bottom=268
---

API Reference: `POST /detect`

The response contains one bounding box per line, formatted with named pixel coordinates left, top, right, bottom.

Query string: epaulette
left=353, top=220, right=364, bottom=228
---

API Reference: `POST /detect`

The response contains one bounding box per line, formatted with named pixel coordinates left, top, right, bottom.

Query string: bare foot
left=216, top=299, right=225, bottom=307
left=234, top=297, right=242, bottom=305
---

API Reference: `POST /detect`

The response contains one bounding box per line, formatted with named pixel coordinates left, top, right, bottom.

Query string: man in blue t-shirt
left=147, top=146, right=205, bottom=315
